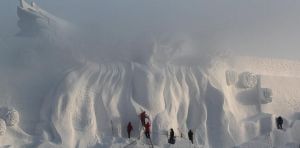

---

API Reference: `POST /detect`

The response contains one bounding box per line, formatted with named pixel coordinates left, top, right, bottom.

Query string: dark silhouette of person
left=188, top=129, right=193, bottom=144
left=276, top=116, right=283, bottom=129
left=127, top=122, right=133, bottom=138
left=144, top=122, right=151, bottom=139
left=168, top=128, right=175, bottom=144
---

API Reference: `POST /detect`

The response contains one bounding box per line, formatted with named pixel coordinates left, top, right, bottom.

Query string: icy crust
left=0, top=119, right=6, bottom=135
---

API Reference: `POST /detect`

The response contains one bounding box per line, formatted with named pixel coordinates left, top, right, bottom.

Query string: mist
left=0, top=0, right=299, bottom=105
left=0, top=0, right=299, bottom=101
left=1, top=0, right=300, bottom=62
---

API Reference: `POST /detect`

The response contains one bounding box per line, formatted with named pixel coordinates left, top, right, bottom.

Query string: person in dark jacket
left=188, top=129, right=193, bottom=144
left=276, top=116, right=283, bottom=129
left=168, top=128, right=175, bottom=144
left=127, top=122, right=133, bottom=138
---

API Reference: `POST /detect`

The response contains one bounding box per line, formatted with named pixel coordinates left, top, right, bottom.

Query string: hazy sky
left=1, top=0, right=300, bottom=60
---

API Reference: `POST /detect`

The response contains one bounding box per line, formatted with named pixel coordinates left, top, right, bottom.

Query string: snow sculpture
left=3, top=109, right=19, bottom=126
left=226, top=70, right=238, bottom=86
left=258, top=88, right=272, bottom=104
left=239, top=72, right=258, bottom=88
left=0, top=118, right=6, bottom=135
left=17, top=0, right=71, bottom=37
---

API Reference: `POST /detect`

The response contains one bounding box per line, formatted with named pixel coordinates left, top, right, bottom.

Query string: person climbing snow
left=144, top=121, right=151, bottom=139
left=140, top=111, right=149, bottom=126
left=168, top=128, right=175, bottom=144
left=276, top=116, right=283, bottom=129
left=127, top=122, right=133, bottom=138
left=188, top=129, right=193, bottom=144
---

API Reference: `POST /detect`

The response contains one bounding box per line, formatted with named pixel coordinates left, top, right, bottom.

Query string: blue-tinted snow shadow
left=236, top=88, right=259, bottom=106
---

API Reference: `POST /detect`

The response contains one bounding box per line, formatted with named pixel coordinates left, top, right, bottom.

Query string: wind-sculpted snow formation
left=1, top=1, right=300, bottom=148
left=2, top=55, right=300, bottom=148
left=35, top=62, right=236, bottom=148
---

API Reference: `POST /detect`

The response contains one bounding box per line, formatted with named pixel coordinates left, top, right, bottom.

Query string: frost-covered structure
left=239, top=72, right=258, bottom=88
left=17, top=0, right=70, bottom=37
left=0, top=119, right=6, bottom=135
left=2, top=50, right=300, bottom=147
left=1, top=1, right=300, bottom=147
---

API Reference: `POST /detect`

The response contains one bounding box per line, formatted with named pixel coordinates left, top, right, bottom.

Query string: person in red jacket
left=144, top=121, right=151, bottom=139
left=140, top=111, right=148, bottom=126
left=127, top=122, right=133, bottom=138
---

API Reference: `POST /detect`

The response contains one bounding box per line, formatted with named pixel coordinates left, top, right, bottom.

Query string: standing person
left=140, top=111, right=148, bottom=126
left=168, top=128, right=175, bottom=144
left=144, top=121, right=151, bottom=139
left=188, top=129, right=193, bottom=144
left=276, top=116, right=283, bottom=130
left=127, top=122, right=133, bottom=138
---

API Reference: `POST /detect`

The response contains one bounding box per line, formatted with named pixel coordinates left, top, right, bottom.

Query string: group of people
left=126, top=111, right=151, bottom=139
left=127, top=113, right=286, bottom=146
left=126, top=111, right=194, bottom=145
left=168, top=128, right=194, bottom=145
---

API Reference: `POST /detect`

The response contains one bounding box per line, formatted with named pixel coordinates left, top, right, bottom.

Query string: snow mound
left=0, top=119, right=6, bottom=135
left=239, top=72, right=258, bottom=88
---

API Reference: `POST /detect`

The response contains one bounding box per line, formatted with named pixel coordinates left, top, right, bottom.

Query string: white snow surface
left=0, top=55, right=300, bottom=148
left=1, top=2, right=300, bottom=147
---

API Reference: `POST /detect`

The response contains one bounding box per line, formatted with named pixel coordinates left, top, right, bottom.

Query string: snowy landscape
left=0, top=0, right=300, bottom=148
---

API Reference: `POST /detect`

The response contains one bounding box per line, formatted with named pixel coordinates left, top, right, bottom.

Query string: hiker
left=127, top=122, right=133, bottom=138
left=276, top=116, right=283, bottom=129
left=140, top=111, right=149, bottom=126
left=188, top=129, right=193, bottom=144
left=144, top=121, right=151, bottom=139
left=168, top=128, right=175, bottom=144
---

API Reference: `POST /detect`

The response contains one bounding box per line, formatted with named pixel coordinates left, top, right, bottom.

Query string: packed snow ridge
left=1, top=1, right=300, bottom=148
